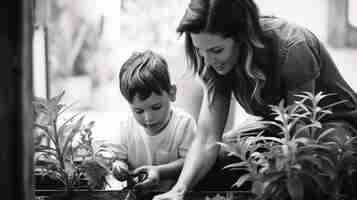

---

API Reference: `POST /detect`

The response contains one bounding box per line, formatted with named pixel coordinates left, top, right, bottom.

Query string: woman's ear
left=169, top=84, right=177, bottom=102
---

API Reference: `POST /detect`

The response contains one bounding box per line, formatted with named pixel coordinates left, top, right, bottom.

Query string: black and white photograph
left=1, top=0, right=357, bottom=199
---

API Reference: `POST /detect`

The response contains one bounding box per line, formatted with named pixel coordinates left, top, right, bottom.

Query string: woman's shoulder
left=259, top=16, right=316, bottom=47
left=259, top=16, right=321, bottom=70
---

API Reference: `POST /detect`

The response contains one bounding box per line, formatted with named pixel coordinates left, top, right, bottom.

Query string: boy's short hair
left=119, top=50, right=172, bottom=103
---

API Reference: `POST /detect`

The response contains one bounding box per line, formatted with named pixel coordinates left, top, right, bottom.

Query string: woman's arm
left=170, top=88, right=231, bottom=193
left=281, top=41, right=319, bottom=104
left=155, top=158, right=185, bottom=179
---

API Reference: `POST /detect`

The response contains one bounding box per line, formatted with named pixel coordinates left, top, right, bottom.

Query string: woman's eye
left=212, top=49, right=223, bottom=54
left=135, top=109, right=144, bottom=114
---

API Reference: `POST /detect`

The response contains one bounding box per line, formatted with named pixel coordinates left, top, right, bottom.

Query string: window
left=328, top=0, right=357, bottom=48
left=32, top=0, right=194, bottom=142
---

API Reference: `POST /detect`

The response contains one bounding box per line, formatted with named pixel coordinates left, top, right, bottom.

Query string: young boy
left=100, top=50, right=196, bottom=191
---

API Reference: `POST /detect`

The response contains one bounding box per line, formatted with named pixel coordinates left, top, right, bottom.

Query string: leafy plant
left=220, top=92, right=357, bottom=200
left=33, top=91, right=108, bottom=191
left=204, top=193, right=234, bottom=200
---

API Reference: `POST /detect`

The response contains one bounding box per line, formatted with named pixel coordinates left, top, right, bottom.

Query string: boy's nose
left=143, top=112, right=153, bottom=123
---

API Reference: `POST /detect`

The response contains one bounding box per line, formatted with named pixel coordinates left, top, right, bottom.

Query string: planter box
left=35, top=190, right=136, bottom=200
left=35, top=190, right=254, bottom=200
left=35, top=174, right=89, bottom=190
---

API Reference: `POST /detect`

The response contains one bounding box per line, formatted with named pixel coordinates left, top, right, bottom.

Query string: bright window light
left=348, top=0, right=357, bottom=27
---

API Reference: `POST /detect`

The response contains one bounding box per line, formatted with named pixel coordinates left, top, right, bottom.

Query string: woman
left=154, top=0, right=357, bottom=199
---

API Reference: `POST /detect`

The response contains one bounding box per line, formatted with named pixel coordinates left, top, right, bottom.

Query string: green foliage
left=204, top=193, right=234, bottom=200
left=33, top=91, right=108, bottom=191
left=220, top=92, right=357, bottom=200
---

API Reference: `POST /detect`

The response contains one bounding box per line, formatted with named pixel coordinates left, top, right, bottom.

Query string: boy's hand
left=132, top=165, right=160, bottom=189
left=112, top=161, right=130, bottom=181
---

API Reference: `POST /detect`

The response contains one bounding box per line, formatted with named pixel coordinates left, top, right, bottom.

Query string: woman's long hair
left=177, top=0, right=267, bottom=105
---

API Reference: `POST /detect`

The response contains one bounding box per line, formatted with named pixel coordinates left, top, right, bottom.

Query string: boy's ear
left=169, top=84, right=177, bottom=102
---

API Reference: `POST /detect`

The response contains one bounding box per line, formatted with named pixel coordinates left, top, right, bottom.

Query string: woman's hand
left=152, top=186, right=186, bottom=200
left=132, top=165, right=160, bottom=189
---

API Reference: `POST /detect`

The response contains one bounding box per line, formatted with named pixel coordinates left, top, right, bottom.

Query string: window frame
left=328, top=0, right=357, bottom=48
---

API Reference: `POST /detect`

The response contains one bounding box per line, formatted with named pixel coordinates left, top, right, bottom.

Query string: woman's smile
left=213, top=63, right=226, bottom=73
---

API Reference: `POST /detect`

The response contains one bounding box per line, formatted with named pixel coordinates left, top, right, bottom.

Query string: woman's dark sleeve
left=280, top=41, right=320, bottom=92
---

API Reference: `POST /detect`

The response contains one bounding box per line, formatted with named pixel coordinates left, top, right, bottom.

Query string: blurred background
left=32, top=0, right=357, bottom=142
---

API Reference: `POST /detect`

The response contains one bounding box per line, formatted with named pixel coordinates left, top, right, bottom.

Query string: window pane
left=348, top=0, right=357, bottom=27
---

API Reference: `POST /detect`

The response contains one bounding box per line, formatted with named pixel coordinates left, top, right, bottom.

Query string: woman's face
left=191, top=32, right=239, bottom=75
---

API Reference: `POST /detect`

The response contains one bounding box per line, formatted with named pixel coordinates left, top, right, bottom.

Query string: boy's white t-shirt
left=107, top=107, right=196, bottom=169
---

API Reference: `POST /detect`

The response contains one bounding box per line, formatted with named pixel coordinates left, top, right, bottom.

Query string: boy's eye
left=152, top=105, right=162, bottom=110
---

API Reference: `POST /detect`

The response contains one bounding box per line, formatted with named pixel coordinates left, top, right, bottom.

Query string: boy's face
left=130, top=87, right=176, bottom=135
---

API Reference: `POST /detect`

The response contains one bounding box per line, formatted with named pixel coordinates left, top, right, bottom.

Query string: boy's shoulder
left=170, top=107, right=197, bottom=136
left=171, top=107, right=196, bottom=123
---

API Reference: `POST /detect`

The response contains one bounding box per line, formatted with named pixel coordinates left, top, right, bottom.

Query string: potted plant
left=33, top=91, right=137, bottom=200
left=220, top=92, right=357, bottom=200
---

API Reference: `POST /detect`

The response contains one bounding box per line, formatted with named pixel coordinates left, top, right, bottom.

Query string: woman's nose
left=202, top=52, right=215, bottom=66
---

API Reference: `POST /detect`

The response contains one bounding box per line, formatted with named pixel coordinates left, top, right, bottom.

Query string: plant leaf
left=58, top=112, right=83, bottom=136
left=58, top=100, right=80, bottom=116
left=292, top=137, right=312, bottom=145
left=259, top=171, right=285, bottom=184
left=322, top=99, right=348, bottom=110
left=294, top=122, right=322, bottom=138
left=315, top=128, right=337, bottom=145
left=299, top=144, right=332, bottom=154
left=299, top=169, right=330, bottom=194
left=35, top=145, right=59, bottom=158
left=217, top=142, right=242, bottom=159
left=261, top=121, right=286, bottom=133
left=255, top=136, right=284, bottom=144
left=232, top=173, right=251, bottom=189
left=223, top=161, right=249, bottom=170
left=61, top=116, right=85, bottom=158
left=34, top=123, right=57, bottom=146
left=224, top=124, right=266, bottom=140
left=48, top=91, right=65, bottom=109
left=296, top=154, right=323, bottom=169
left=286, top=175, right=304, bottom=200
